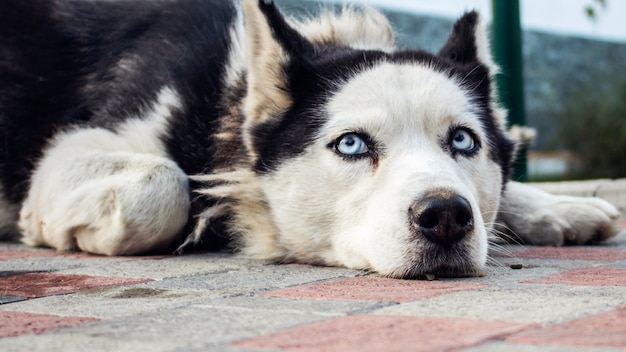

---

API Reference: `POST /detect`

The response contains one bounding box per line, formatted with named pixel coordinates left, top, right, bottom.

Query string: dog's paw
left=20, top=153, right=190, bottom=255
left=522, top=196, right=620, bottom=245
left=497, top=182, right=622, bottom=246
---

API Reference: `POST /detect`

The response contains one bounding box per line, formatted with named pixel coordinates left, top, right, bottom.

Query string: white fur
left=242, top=62, right=502, bottom=277
left=19, top=87, right=190, bottom=255
left=473, top=15, right=498, bottom=77
left=224, top=1, right=247, bottom=89
left=292, top=6, right=395, bottom=52
left=497, top=181, right=621, bottom=246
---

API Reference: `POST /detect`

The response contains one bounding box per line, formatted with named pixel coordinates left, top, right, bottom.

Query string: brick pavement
left=0, top=229, right=625, bottom=351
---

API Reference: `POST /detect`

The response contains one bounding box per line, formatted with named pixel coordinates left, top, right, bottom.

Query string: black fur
left=0, top=0, right=237, bottom=201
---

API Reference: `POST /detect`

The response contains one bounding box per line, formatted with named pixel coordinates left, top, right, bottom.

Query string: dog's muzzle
left=408, top=190, right=474, bottom=247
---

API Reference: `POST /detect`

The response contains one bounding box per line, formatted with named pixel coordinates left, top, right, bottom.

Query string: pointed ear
left=438, top=11, right=498, bottom=75
left=241, top=0, right=311, bottom=125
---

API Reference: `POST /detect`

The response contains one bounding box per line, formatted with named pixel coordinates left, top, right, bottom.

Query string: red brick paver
left=0, top=249, right=60, bottom=261
left=0, top=311, right=98, bottom=338
left=524, top=267, right=626, bottom=287
left=263, top=277, right=488, bottom=303
left=0, top=273, right=152, bottom=298
left=231, top=315, right=530, bottom=352
left=500, top=247, right=626, bottom=262
left=507, top=305, right=626, bottom=348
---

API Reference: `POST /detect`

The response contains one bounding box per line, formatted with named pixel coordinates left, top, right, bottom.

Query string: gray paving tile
left=373, top=285, right=626, bottom=324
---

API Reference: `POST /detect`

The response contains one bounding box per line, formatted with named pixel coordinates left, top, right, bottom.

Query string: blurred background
left=276, top=0, right=626, bottom=182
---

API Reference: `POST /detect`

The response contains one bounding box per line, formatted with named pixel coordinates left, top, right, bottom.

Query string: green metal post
left=492, top=0, right=528, bottom=182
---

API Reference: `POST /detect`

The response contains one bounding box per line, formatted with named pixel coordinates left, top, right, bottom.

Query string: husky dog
left=0, top=0, right=620, bottom=278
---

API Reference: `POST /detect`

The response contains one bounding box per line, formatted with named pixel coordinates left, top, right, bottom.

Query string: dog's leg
left=19, top=129, right=190, bottom=255
left=496, top=181, right=621, bottom=245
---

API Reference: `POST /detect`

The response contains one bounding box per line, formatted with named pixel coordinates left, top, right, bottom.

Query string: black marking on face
left=250, top=47, right=387, bottom=173
left=453, top=62, right=516, bottom=185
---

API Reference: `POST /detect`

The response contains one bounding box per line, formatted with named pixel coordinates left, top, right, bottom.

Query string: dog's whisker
left=190, top=170, right=255, bottom=184
left=196, top=185, right=247, bottom=198
left=487, top=221, right=525, bottom=246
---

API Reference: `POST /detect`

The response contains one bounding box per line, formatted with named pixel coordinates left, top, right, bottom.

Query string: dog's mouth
left=400, top=265, right=482, bottom=280
left=394, top=190, right=483, bottom=279
left=387, top=241, right=483, bottom=280
left=403, top=264, right=482, bottom=280
left=387, top=267, right=481, bottom=280
left=414, top=265, right=482, bottom=280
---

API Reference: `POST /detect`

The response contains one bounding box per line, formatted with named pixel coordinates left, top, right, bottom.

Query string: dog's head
left=226, top=0, right=516, bottom=278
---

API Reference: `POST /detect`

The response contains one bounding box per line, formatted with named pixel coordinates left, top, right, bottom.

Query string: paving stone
left=0, top=287, right=388, bottom=321
left=0, top=311, right=98, bottom=338
left=506, top=305, right=626, bottom=348
left=229, top=315, right=530, bottom=352
left=0, top=249, right=60, bottom=261
left=0, top=286, right=205, bottom=319
left=145, top=263, right=362, bottom=299
left=0, top=294, right=27, bottom=304
left=504, top=247, right=626, bottom=262
left=0, top=247, right=168, bottom=261
left=463, top=342, right=623, bottom=352
left=57, top=252, right=285, bottom=280
left=262, top=276, right=488, bottom=303
left=194, top=295, right=394, bottom=318
left=478, top=262, right=566, bottom=285
left=0, top=251, right=137, bottom=275
left=606, top=260, right=626, bottom=269
left=0, top=209, right=625, bottom=352
left=0, top=255, right=86, bottom=274
left=0, top=250, right=252, bottom=280
left=0, top=270, right=46, bottom=278
left=524, top=267, right=626, bottom=287
left=0, top=272, right=152, bottom=298
left=0, top=301, right=336, bottom=351
left=372, top=285, right=626, bottom=324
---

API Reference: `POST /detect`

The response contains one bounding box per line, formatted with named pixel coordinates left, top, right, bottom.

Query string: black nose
left=409, top=191, right=474, bottom=247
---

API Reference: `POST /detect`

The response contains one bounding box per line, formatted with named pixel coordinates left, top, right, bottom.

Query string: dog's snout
left=409, top=191, right=474, bottom=247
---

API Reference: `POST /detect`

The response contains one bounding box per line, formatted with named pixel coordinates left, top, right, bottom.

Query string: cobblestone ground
left=1, top=224, right=625, bottom=351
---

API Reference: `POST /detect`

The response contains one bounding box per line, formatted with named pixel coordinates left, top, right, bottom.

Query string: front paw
left=19, top=155, right=190, bottom=255
left=524, top=196, right=621, bottom=245
left=497, top=182, right=622, bottom=246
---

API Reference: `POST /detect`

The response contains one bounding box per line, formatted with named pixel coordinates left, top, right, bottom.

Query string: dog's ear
left=241, top=0, right=313, bottom=125
left=438, top=11, right=498, bottom=75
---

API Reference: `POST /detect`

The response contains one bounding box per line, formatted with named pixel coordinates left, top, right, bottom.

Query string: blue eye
left=336, top=133, right=369, bottom=156
left=451, top=129, right=476, bottom=152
